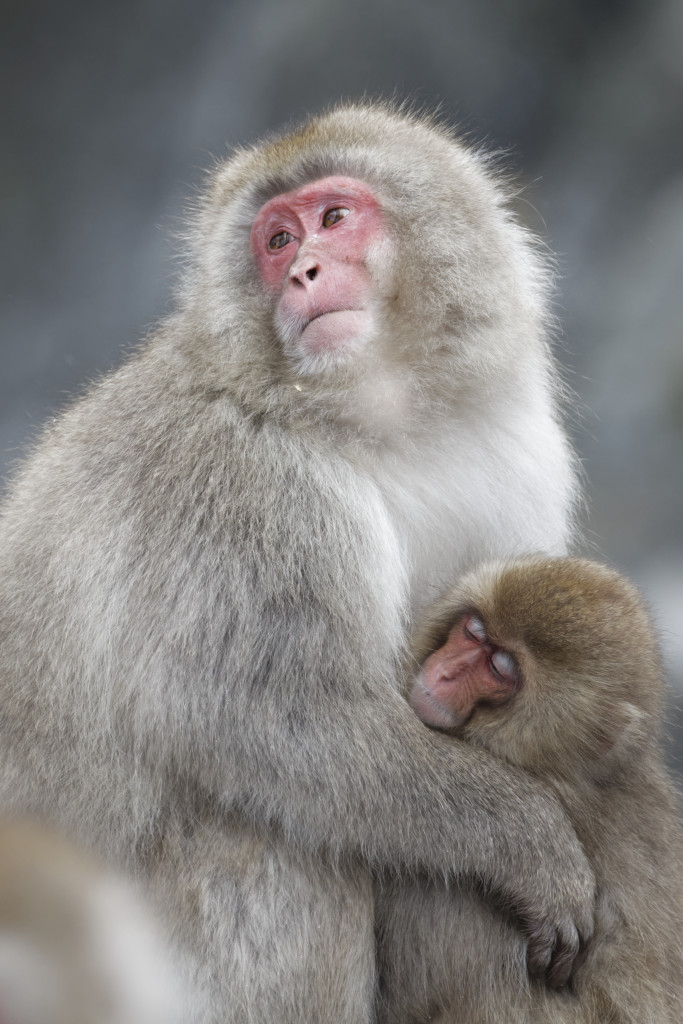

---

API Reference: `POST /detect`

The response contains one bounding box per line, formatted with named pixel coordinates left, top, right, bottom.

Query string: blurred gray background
left=2, top=0, right=682, bottom=782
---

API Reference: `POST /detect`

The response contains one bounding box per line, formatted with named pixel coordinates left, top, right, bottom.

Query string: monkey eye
left=268, top=231, right=294, bottom=251
left=490, top=649, right=518, bottom=684
left=322, top=207, right=349, bottom=228
left=463, top=616, right=487, bottom=644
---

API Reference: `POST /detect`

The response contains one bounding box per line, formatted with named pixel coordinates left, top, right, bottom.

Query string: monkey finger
left=526, top=920, right=554, bottom=978
left=547, top=922, right=582, bottom=989
left=527, top=919, right=582, bottom=988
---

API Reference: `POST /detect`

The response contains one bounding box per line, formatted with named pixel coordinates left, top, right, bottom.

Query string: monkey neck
left=164, top=327, right=573, bottom=622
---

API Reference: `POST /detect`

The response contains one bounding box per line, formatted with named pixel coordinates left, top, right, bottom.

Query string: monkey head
left=409, top=557, right=664, bottom=782
left=180, top=104, right=552, bottom=435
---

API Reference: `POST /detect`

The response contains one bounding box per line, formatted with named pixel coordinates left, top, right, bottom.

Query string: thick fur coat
left=0, top=105, right=588, bottom=1022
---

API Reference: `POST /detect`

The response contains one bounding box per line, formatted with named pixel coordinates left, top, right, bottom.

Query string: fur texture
left=0, top=104, right=588, bottom=1021
left=377, top=557, right=683, bottom=1023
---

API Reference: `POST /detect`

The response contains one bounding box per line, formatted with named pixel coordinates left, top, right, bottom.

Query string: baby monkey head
left=409, top=557, right=663, bottom=782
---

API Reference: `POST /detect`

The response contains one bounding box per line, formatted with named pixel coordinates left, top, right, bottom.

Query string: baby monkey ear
left=590, top=701, right=650, bottom=784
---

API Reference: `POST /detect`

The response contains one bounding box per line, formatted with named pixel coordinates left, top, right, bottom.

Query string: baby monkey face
left=409, top=612, right=520, bottom=732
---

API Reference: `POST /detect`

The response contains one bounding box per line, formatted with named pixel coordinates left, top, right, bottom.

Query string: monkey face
left=251, top=176, right=391, bottom=373
left=410, top=557, right=664, bottom=781
left=409, top=612, right=521, bottom=731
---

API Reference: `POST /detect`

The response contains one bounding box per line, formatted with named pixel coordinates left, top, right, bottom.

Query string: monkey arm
left=221, top=649, right=593, bottom=987
left=231, top=690, right=592, bottom=988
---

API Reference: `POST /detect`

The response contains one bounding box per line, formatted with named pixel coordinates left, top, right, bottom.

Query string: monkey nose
left=290, top=258, right=320, bottom=287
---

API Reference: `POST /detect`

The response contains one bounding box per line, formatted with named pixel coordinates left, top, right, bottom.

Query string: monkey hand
left=526, top=911, right=591, bottom=988
left=516, top=820, right=595, bottom=988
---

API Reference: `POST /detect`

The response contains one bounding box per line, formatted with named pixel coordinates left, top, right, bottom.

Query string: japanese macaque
left=0, top=819, right=184, bottom=1024
left=0, top=103, right=592, bottom=1022
left=376, top=556, right=683, bottom=1024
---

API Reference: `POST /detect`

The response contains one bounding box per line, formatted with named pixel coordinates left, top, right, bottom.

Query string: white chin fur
left=279, top=310, right=375, bottom=375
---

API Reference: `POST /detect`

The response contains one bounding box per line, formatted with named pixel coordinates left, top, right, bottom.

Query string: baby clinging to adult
left=376, top=556, right=683, bottom=1024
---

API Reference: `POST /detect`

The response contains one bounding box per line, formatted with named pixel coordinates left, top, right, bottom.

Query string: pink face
left=409, top=615, right=521, bottom=731
left=251, top=176, right=387, bottom=367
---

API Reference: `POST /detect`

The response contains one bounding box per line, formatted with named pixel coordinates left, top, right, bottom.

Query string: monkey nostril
left=291, top=265, right=318, bottom=287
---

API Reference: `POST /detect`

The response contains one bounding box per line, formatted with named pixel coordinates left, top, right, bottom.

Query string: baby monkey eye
left=268, top=231, right=294, bottom=251
left=490, top=649, right=518, bottom=684
left=463, top=616, right=487, bottom=644
left=322, top=207, right=349, bottom=228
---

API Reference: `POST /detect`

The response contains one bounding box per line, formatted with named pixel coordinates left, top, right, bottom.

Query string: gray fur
left=0, top=104, right=590, bottom=1021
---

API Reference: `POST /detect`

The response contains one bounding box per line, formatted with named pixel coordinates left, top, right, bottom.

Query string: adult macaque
left=0, top=104, right=591, bottom=1021
left=0, top=819, right=183, bottom=1024
left=376, top=557, right=683, bottom=1024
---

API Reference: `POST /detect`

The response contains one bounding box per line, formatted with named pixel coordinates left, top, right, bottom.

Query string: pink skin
left=409, top=615, right=520, bottom=731
left=250, top=176, right=386, bottom=363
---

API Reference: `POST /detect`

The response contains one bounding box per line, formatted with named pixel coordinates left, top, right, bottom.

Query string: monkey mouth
left=303, top=307, right=359, bottom=330
left=409, top=676, right=468, bottom=733
left=297, top=309, right=373, bottom=357
left=276, top=307, right=374, bottom=369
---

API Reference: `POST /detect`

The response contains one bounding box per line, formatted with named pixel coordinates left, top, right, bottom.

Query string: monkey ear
left=590, top=701, right=649, bottom=783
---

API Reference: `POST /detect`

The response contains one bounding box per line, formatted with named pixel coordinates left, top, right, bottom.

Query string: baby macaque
left=0, top=819, right=185, bottom=1024
left=376, top=556, right=683, bottom=1024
